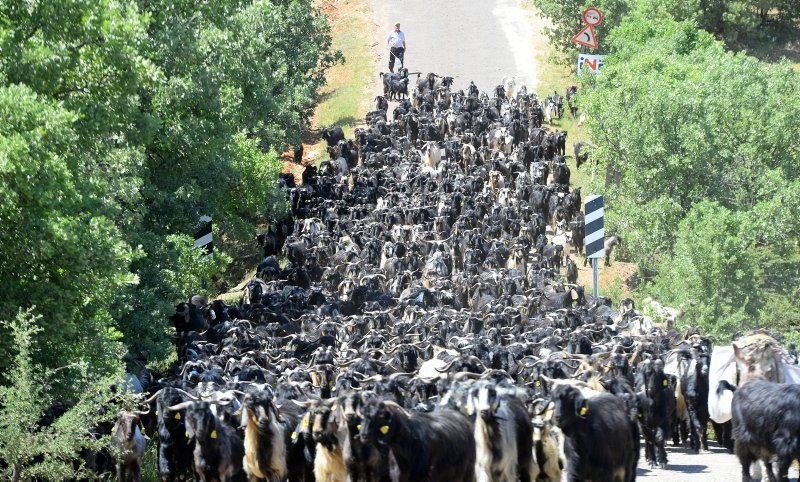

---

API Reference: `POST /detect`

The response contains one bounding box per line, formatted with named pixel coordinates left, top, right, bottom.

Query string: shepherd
left=387, top=22, right=406, bottom=73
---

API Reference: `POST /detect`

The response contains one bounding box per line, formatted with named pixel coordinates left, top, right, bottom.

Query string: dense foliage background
left=532, top=0, right=800, bottom=57
left=530, top=0, right=800, bottom=339
left=0, top=0, right=338, bottom=378
left=0, top=0, right=338, bottom=474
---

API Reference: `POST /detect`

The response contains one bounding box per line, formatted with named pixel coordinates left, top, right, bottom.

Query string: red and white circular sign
left=582, top=7, right=603, bottom=27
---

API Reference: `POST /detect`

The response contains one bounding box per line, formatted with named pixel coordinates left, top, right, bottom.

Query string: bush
left=0, top=308, right=123, bottom=482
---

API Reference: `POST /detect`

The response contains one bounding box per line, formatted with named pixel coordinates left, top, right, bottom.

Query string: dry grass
left=282, top=0, right=376, bottom=183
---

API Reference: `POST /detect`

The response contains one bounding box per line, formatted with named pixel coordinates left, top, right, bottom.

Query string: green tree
left=581, top=14, right=800, bottom=338
left=0, top=308, right=122, bottom=482
left=583, top=14, right=800, bottom=269
left=650, top=202, right=761, bottom=335
left=1, top=0, right=336, bottom=380
left=0, top=85, right=131, bottom=386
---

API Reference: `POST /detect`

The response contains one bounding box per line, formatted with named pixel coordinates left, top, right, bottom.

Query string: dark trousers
left=389, top=46, right=404, bottom=72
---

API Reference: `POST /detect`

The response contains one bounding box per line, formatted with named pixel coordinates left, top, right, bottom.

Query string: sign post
left=573, top=7, right=604, bottom=74
left=571, top=25, right=599, bottom=49
left=584, top=195, right=604, bottom=298
left=577, top=54, right=604, bottom=75
left=582, top=7, right=603, bottom=27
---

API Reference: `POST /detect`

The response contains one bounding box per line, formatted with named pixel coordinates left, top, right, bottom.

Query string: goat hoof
left=660, top=462, right=667, bottom=470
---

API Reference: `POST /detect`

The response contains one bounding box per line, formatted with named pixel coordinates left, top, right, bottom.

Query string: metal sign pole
left=592, top=257, right=600, bottom=299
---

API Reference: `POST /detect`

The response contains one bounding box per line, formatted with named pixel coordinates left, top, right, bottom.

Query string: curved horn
left=174, top=388, right=200, bottom=401
left=166, top=401, right=195, bottom=412
left=434, top=359, right=458, bottom=373
left=144, top=388, right=164, bottom=404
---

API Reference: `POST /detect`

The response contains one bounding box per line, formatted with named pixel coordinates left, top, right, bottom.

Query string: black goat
left=375, top=95, right=389, bottom=111
left=151, top=387, right=193, bottom=482
left=551, top=384, right=638, bottom=482
left=720, top=380, right=800, bottom=482
left=170, top=302, right=207, bottom=334
left=359, top=400, right=475, bottom=482
left=320, top=126, right=345, bottom=147
left=636, top=357, right=676, bottom=469
left=565, top=256, right=578, bottom=284
left=339, top=392, right=394, bottom=482
left=573, top=141, right=596, bottom=169
left=168, top=401, right=244, bottom=482
left=681, top=346, right=710, bottom=452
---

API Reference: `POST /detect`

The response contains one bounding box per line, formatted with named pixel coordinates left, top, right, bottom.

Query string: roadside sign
left=585, top=195, right=605, bottom=299
left=577, top=54, right=604, bottom=75
left=194, top=215, right=213, bottom=256
left=572, top=24, right=598, bottom=49
left=583, top=7, right=603, bottom=27
left=584, top=196, right=604, bottom=259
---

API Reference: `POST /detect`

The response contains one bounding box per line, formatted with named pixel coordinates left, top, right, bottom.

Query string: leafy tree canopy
left=1, top=0, right=338, bottom=392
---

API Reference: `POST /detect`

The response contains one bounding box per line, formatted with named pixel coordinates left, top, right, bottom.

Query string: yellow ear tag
left=579, top=406, right=588, bottom=417
left=155, top=410, right=159, bottom=416
left=535, top=380, right=541, bottom=387
left=210, top=430, right=218, bottom=439
left=663, top=379, right=669, bottom=386
left=291, top=431, right=298, bottom=441
left=184, top=431, right=189, bottom=438
left=331, top=405, right=338, bottom=412
left=302, top=416, right=309, bottom=428
left=491, top=402, right=498, bottom=411
left=357, top=423, right=362, bottom=430
left=380, top=425, right=390, bottom=435
left=174, top=412, right=181, bottom=420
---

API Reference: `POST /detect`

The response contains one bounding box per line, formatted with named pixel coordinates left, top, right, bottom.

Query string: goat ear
left=574, top=394, right=588, bottom=418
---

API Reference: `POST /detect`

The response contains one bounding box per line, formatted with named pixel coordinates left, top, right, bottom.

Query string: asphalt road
left=637, top=443, right=799, bottom=481
left=372, top=0, right=544, bottom=93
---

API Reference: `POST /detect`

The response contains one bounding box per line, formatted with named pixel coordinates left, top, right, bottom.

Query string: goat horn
left=174, top=388, right=200, bottom=401
left=143, top=388, right=164, bottom=404
left=166, top=401, right=195, bottom=412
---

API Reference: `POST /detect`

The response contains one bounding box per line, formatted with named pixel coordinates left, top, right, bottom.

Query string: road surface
left=372, top=0, right=546, bottom=93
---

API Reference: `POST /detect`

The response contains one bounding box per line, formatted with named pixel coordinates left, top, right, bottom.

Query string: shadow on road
left=638, top=464, right=709, bottom=477
left=667, top=464, right=709, bottom=473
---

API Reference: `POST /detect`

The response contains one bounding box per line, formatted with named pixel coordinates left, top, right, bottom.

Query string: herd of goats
left=79, top=71, right=800, bottom=482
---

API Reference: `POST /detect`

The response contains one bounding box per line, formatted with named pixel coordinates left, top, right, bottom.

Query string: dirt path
left=371, top=0, right=549, bottom=93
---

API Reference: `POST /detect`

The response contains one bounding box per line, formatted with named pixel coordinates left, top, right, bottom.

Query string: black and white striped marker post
left=194, top=215, right=213, bottom=256
left=584, top=195, right=604, bottom=298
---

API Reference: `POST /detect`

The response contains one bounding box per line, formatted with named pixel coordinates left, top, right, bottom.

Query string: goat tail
left=716, top=380, right=737, bottom=397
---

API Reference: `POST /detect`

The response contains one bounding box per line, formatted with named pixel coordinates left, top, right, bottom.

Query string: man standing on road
left=387, top=22, right=406, bottom=73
